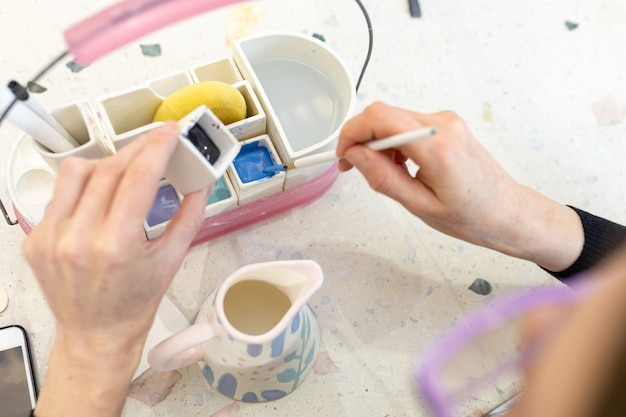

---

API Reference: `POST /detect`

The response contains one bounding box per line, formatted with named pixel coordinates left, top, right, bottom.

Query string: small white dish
left=227, top=135, right=285, bottom=205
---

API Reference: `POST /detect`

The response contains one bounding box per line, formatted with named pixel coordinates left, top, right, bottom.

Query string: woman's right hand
left=336, top=102, right=583, bottom=273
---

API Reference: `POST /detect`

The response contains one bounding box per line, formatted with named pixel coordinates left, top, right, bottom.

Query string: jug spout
left=227, top=259, right=323, bottom=304
left=267, top=259, right=324, bottom=308
left=216, top=259, right=324, bottom=341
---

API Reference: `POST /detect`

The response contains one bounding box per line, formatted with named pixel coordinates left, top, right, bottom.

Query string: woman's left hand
left=23, top=123, right=210, bottom=417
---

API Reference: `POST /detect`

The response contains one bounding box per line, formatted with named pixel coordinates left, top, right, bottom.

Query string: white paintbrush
left=264, top=127, right=437, bottom=172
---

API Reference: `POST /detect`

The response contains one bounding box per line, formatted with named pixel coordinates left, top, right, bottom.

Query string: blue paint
left=241, top=392, right=259, bottom=403
left=261, top=390, right=287, bottom=401
left=247, top=343, right=263, bottom=357
left=271, top=329, right=286, bottom=357
left=207, top=176, right=231, bottom=204
left=202, top=364, right=215, bottom=385
left=233, top=141, right=277, bottom=184
left=146, top=183, right=180, bottom=226
left=217, top=373, right=238, bottom=398
left=291, top=312, right=300, bottom=334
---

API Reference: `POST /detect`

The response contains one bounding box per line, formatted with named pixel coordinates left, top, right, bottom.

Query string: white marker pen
left=0, top=81, right=79, bottom=153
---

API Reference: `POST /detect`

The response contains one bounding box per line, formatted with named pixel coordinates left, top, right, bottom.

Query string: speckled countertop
left=2, top=1, right=626, bottom=416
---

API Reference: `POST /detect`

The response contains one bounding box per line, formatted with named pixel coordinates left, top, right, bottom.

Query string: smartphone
left=0, top=325, right=37, bottom=417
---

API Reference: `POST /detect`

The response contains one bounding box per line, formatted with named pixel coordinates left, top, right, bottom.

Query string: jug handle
left=148, top=322, right=215, bottom=371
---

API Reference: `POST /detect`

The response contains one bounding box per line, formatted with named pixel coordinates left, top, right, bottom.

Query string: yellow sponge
left=153, top=81, right=247, bottom=125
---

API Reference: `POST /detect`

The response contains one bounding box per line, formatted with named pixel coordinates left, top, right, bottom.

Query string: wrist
left=34, top=332, right=144, bottom=417
left=547, top=207, right=626, bottom=279
left=52, top=327, right=145, bottom=370
left=484, top=185, right=584, bottom=272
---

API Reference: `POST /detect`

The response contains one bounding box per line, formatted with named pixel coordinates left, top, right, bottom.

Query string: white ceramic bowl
left=233, top=31, right=355, bottom=163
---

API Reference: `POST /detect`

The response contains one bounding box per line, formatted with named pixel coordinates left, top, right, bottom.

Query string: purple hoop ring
left=415, top=273, right=597, bottom=417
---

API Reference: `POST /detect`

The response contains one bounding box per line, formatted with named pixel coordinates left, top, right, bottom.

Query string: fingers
left=28, top=122, right=181, bottom=257
left=22, top=157, right=97, bottom=283
left=337, top=102, right=446, bottom=209
left=70, top=130, right=161, bottom=229
left=42, top=158, right=97, bottom=223
left=337, top=102, right=456, bottom=176
left=344, top=144, right=435, bottom=210
left=21, top=122, right=210, bottom=365
left=155, top=186, right=211, bottom=269
left=105, top=123, right=180, bottom=236
left=55, top=123, right=178, bottom=239
left=337, top=102, right=425, bottom=170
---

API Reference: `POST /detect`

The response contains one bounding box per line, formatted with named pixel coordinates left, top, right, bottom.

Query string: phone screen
left=0, top=328, right=37, bottom=417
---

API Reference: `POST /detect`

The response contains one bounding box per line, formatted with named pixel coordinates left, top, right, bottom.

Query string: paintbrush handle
left=365, top=127, right=436, bottom=151
left=291, top=150, right=338, bottom=169
left=291, top=127, right=437, bottom=169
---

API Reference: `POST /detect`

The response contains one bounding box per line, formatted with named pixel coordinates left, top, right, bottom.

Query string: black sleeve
left=545, top=206, right=626, bottom=281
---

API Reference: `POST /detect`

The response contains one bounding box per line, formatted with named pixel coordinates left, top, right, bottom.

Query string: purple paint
left=146, top=184, right=180, bottom=227
left=233, top=141, right=277, bottom=184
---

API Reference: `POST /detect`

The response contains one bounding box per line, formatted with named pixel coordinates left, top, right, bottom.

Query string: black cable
left=28, top=50, right=69, bottom=86
left=353, top=0, right=373, bottom=93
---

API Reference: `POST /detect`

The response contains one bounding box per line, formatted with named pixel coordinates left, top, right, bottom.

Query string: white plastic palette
left=6, top=31, right=355, bottom=243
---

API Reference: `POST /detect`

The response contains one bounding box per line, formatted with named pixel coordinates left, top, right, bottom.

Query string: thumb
left=156, top=186, right=211, bottom=266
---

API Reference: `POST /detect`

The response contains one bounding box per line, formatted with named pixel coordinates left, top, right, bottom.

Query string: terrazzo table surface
left=2, top=0, right=626, bottom=416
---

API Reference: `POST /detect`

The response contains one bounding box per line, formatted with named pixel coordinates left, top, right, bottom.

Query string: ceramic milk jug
left=148, top=259, right=323, bottom=402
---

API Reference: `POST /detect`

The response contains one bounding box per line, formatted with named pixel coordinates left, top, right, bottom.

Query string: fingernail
left=162, top=121, right=179, bottom=135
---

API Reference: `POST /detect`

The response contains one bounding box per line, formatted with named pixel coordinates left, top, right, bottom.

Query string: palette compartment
left=144, top=180, right=183, bottom=239
left=148, top=69, right=197, bottom=98
left=34, top=100, right=114, bottom=173
left=7, top=136, right=56, bottom=230
left=98, top=86, right=166, bottom=139
left=204, top=175, right=238, bottom=217
left=227, top=81, right=266, bottom=141
left=232, top=31, right=355, bottom=163
left=190, top=57, right=244, bottom=85
left=144, top=174, right=240, bottom=241
left=96, top=70, right=193, bottom=143
left=95, top=67, right=265, bottom=146
left=227, top=135, right=286, bottom=206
